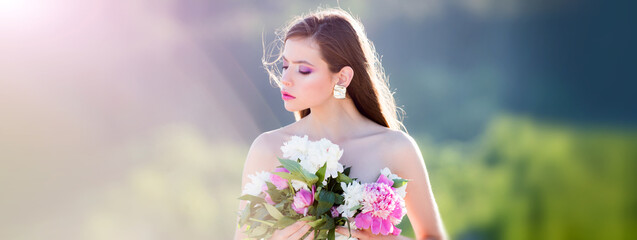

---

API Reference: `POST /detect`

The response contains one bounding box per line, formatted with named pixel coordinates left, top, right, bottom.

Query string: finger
left=335, top=226, right=360, bottom=238
left=302, top=229, right=315, bottom=240
left=288, top=224, right=312, bottom=240
left=272, top=221, right=306, bottom=238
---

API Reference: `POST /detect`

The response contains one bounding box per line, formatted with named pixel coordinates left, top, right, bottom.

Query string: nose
left=281, top=80, right=292, bottom=87
left=280, top=72, right=292, bottom=87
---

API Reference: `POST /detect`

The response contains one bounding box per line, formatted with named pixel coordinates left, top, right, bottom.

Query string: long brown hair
left=263, top=8, right=406, bottom=132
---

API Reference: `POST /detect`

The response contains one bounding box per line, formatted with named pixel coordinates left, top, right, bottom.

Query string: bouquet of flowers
left=238, top=135, right=408, bottom=240
left=338, top=167, right=408, bottom=236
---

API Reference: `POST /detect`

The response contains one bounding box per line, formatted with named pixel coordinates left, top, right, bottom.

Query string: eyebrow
left=282, top=55, right=315, bottom=67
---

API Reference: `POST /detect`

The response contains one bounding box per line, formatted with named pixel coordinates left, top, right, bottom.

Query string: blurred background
left=1, top=0, right=635, bottom=239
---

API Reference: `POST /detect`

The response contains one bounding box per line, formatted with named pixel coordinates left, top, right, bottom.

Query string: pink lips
left=281, top=91, right=296, bottom=100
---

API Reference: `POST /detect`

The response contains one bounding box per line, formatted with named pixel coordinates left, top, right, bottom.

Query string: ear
left=333, top=66, right=354, bottom=87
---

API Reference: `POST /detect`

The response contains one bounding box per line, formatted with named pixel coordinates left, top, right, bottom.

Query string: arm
left=234, top=132, right=276, bottom=240
left=390, top=132, right=447, bottom=240
left=234, top=132, right=317, bottom=240
left=335, top=132, right=448, bottom=240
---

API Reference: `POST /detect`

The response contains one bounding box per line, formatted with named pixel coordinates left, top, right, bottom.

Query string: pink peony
left=354, top=174, right=405, bottom=235
left=270, top=167, right=290, bottom=190
left=292, top=185, right=315, bottom=215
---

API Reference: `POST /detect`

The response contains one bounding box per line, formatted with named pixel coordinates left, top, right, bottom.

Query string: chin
left=283, top=104, right=300, bottom=112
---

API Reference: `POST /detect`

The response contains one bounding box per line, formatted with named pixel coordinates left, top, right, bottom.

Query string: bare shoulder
left=242, top=132, right=274, bottom=176
left=243, top=125, right=298, bottom=174
left=385, top=129, right=416, bottom=146
left=247, top=131, right=277, bottom=158
left=379, top=129, right=418, bottom=154
left=243, top=129, right=284, bottom=176
left=377, top=129, right=424, bottom=173
left=250, top=122, right=300, bottom=153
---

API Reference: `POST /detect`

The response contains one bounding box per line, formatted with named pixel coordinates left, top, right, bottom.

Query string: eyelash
left=282, top=65, right=312, bottom=75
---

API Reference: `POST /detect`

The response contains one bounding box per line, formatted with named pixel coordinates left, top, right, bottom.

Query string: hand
left=269, top=221, right=315, bottom=240
left=335, top=226, right=372, bottom=239
left=335, top=226, right=408, bottom=240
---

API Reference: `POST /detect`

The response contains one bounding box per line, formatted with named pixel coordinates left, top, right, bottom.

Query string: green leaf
left=278, top=158, right=303, bottom=174
left=265, top=182, right=285, bottom=202
left=248, top=218, right=275, bottom=227
left=271, top=171, right=304, bottom=182
left=336, top=217, right=351, bottom=227
left=266, top=181, right=277, bottom=191
left=278, top=158, right=318, bottom=184
left=317, top=229, right=328, bottom=239
left=299, top=215, right=316, bottom=222
left=307, top=205, right=316, bottom=216
left=248, top=224, right=268, bottom=238
left=313, top=187, right=321, bottom=199
left=264, top=203, right=284, bottom=220
left=238, top=194, right=265, bottom=204
left=316, top=163, right=327, bottom=185
left=392, top=178, right=409, bottom=188
left=336, top=172, right=353, bottom=184
left=307, top=218, right=326, bottom=228
left=274, top=216, right=296, bottom=229
left=349, top=204, right=362, bottom=211
left=335, top=194, right=344, bottom=205
left=319, top=216, right=335, bottom=230
left=343, top=166, right=351, bottom=176
left=239, top=205, right=251, bottom=226
left=328, top=228, right=335, bottom=240
left=316, top=190, right=336, bottom=216
left=253, top=208, right=269, bottom=220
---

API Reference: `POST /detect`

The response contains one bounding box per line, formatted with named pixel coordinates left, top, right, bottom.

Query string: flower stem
left=249, top=218, right=275, bottom=226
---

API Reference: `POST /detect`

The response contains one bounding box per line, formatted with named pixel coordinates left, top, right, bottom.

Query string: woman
left=234, top=8, right=447, bottom=240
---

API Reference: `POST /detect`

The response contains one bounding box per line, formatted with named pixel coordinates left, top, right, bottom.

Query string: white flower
left=281, top=135, right=309, bottom=162
left=394, top=185, right=407, bottom=199
left=291, top=179, right=309, bottom=191
left=281, top=135, right=345, bottom=185
left=338, top=181, right=364, bottom=218
left=241, top=171, right=271, bottom=196
left=303, top=140, right=326, bottom=173
left=301, top=138, right=344, bottom=181
left=336, top=205, right=355, bottom=219
left=323, top=139, right=344, bottom=179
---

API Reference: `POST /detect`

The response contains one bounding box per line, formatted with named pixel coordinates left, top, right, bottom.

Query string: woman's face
left=279, top=37, right=336, bottom=112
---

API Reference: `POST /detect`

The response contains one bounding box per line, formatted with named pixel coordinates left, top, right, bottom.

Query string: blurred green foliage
left=423, top=114, right=637, bottom=240
left=81, top=124, right=246, bottom=240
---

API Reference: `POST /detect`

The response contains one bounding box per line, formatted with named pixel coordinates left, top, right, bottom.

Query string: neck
left=300, top=97, right=370, bottom=143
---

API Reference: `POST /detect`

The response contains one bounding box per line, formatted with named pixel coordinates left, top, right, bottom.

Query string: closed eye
left=298, top=65, right=313, bottom=75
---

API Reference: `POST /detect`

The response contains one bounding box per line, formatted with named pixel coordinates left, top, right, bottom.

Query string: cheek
left=302, top=75, right=333, bottom=99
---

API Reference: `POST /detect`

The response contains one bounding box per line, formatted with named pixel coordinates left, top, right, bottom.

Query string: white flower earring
left=333, top=84, right=346, bottom=99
